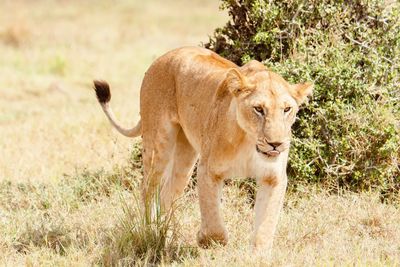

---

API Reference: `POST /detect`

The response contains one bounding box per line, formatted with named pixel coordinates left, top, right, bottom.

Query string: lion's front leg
left=196, top=162, right=228, bottom=248
left=252, top=174, right=287, bottom=255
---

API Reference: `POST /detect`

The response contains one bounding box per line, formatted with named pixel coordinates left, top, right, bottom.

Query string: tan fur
left=94, top=46, right=313, bottom=255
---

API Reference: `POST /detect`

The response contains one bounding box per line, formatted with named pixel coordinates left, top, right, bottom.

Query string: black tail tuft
left=93, top=80, right=111, bottom=103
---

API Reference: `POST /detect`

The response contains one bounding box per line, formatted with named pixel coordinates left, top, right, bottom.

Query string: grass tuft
left=101, top=188, right=198, bottom=266
left=13, top=214, right=72, bottom=255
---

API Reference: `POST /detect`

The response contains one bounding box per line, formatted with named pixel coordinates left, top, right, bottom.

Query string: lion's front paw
left=252, top=235, right=273, bottom=261
left=252, top=235, right=273, bottom=250
left=197, top=229, right=228, bottom=248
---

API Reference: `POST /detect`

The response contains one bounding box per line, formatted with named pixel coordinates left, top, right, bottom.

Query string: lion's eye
left=253, top=106, right=264, bottom=116
left=284, top=107, right=292, bottom=113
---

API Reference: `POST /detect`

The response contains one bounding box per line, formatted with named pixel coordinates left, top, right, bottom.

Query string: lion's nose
left=267, top=142, right=282, bottom=149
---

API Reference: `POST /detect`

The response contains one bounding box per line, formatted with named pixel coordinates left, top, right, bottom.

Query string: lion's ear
left=225, top=68, right=256, bottom=97
left=291, top=82, right=314, bottom=105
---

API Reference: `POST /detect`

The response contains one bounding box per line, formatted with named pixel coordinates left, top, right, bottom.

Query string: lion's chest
left=215, top=146, right=287, bottom=180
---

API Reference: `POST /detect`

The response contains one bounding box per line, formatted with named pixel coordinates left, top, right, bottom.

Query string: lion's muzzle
left=256, top=144, right=280, bottom=157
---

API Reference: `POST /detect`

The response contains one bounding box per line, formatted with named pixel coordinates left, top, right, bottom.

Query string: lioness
left=94, top=46, right=312, bottom=254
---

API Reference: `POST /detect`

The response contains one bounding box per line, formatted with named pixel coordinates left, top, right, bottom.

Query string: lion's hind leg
left=141, top=122, right=179, bottom=208
left=160, top=128, right=198, bottom=210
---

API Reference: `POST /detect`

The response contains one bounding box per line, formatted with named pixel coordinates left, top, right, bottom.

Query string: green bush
left=205, top=0, right=400, bottom=198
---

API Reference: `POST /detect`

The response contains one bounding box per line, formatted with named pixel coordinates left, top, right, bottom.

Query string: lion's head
left=225, top=60, right=313, bottom=158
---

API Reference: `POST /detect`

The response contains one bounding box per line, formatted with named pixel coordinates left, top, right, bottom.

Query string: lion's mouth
left=256, top=145, right=280, bottom=157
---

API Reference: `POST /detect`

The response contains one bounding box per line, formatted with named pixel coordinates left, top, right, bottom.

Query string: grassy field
left=0, top=0, right=399, bottom=266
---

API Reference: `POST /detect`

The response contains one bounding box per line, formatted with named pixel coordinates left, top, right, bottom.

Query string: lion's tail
left=93, top=80, right=141, bottom=138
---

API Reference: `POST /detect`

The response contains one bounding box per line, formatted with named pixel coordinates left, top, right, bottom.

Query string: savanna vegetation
left=206, top=0, right=400, bottom=199
left=0, top=0, right=399, bottom=266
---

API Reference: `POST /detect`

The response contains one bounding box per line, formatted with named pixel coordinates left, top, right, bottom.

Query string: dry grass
left=0, top=162, right=399, bottom=265
left=0, top=0, right=399, bottom=266
left=182, top=188, right=400, bottom=266
left=0, top=0, right=226, bottom=182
